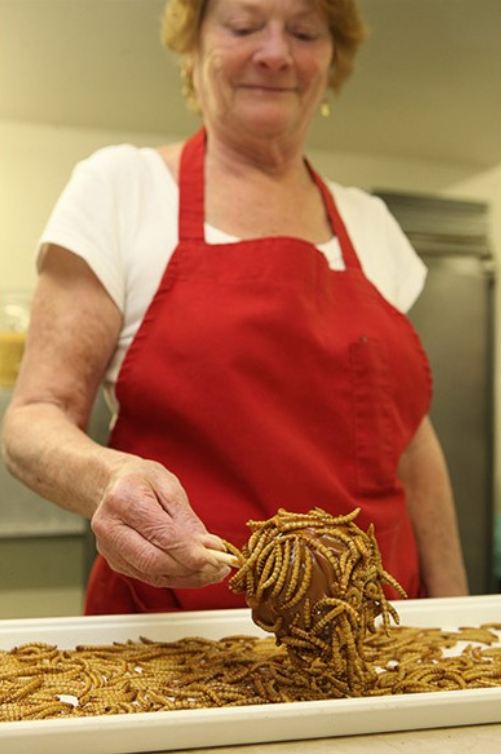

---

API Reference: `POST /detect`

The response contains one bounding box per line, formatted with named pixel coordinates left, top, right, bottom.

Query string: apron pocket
left=349, top=336, right=396, bottom=495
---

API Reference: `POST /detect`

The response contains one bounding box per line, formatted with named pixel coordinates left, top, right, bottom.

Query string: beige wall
left=1, top=118, right=499, bottom=617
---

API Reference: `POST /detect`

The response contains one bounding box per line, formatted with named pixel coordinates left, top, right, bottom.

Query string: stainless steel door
left=409, top=253, right=495, bottom=594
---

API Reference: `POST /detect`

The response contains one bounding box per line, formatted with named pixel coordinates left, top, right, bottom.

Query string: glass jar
left=0, top=290, right=31, bottom=389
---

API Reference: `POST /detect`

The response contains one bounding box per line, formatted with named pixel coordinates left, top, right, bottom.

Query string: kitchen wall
left=1, top=117, right=499, bottom=617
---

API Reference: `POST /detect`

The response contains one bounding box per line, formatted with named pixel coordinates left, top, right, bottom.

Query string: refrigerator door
left=375, top=190, right=496, bottom=594
left=408, top=254, right=495, bottom=594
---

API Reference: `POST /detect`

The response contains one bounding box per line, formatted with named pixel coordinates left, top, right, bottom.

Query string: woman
left=1, top=0, right=468, bottom=614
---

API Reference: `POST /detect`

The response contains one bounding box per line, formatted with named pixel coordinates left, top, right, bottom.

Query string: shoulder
left=74, top=143, right=166, bottom=185
left=156, top=142, right=184, bottom=183
left=324, top=178, right=409, bottom=256
left=323, top=179, right=427, bottom=313
left=66, top=143, right=180, bottom=217
left=325, top=180, right=391, bottom=225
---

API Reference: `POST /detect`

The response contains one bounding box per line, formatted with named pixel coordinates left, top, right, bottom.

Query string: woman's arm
left=397, top=415, right=469, bottom=596
left=1, top=245, right=229, bottom=588
left=2, top=245, right=123, bottom=513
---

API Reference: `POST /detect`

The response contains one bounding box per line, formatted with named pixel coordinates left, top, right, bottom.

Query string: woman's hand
left=91, top=458, right=231, bottom=589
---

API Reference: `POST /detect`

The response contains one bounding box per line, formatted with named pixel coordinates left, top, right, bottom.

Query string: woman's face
left=192, top=0, right=334, bottom=141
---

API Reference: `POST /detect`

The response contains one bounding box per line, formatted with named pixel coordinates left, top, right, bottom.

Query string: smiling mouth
left=239, top=85, right=296, bottom=93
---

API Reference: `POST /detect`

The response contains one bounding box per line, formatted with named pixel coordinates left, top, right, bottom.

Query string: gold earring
left=320, top=97, right=331, bottom=118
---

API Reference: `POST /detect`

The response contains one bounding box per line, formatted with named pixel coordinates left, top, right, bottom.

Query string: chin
left=236, top=108, right=300, bottom=137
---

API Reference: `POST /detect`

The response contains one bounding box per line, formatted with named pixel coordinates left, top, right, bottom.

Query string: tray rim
left=0, top=592, right=500, bottom=632
left=1, top=685, right=500, bottom=754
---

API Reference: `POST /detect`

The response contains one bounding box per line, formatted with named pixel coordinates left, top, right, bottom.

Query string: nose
left=253, top=25, right=293, bottom=71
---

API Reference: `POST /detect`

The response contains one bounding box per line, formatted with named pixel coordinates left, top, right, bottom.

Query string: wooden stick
left=207, top=549, right=240, bottom=568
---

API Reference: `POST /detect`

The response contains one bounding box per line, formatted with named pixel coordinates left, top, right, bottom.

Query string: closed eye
left=232, top=27, right=257, bottom=36
left=289, top=27, right=321, bottom=42
left=293, top=32, right=318, bottom=41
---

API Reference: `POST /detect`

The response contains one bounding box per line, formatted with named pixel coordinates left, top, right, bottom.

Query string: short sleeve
left=378, top=199, right=428, bottom=313
left=36, top=145, right=135, bottom=312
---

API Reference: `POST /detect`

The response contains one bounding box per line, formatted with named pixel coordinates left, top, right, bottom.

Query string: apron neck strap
left=305, top=160, right=362, bottom=271
left=178, top=128, right=206, bottom=242
left=178, top=128, right=362, bottom=270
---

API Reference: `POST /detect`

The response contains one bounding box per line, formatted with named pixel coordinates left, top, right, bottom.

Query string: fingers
left=206, top=548, right=240, bottom=569
left=199, top=532, right=230, bottom=551
left=95, top=523, right=231, bottom=588
left=92, top=461, right=232, bottom=588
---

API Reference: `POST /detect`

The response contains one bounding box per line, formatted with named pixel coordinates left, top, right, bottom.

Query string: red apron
left=85, top=129, right=431, bottom=614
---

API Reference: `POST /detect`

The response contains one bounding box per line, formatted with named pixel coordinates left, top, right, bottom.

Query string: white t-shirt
left=38, top=144, right=426, bottom=404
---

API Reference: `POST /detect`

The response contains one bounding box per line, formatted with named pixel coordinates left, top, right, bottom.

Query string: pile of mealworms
left=1, top=623, right=501, bottom=721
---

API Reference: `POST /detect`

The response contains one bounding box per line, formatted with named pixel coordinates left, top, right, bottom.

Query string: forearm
left=2, top=402, right=133, bottom=519
left=399, top=418, right=468, bottom=597
left=405, top=476, right=468, bottom=597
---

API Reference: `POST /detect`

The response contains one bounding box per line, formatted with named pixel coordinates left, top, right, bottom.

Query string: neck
left=203, top=121, right=309, bottom=182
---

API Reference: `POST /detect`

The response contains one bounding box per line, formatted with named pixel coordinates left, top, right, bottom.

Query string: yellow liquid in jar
left=0, top=331, right=26, bottom=387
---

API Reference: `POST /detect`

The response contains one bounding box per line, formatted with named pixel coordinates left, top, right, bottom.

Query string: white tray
left=0, top=595, right=500, bottom=754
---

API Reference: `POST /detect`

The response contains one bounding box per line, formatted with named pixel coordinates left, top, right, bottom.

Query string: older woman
left=2, top=0, right=467, bottom=614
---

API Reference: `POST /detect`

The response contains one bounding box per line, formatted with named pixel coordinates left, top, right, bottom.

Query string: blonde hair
left=161, top=0, right=367, bottom=110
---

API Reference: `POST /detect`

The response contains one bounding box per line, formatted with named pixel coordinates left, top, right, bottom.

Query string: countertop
left=162, top=724, right=501, bottom=754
